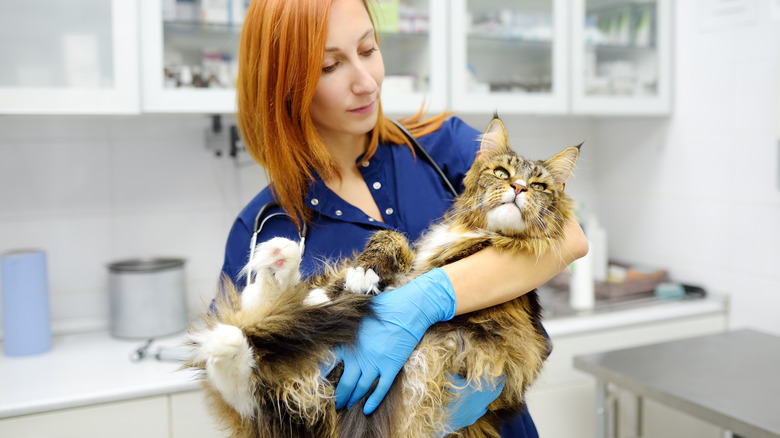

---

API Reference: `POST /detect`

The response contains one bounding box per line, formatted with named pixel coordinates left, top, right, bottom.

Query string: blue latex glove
left=441, top=374, right=506, bottom=436
left=333, top=268, right=457, bottom=414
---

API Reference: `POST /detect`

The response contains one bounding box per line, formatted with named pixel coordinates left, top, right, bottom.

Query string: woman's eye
left=322, top=63, right=338, bottom=74
left=530, top=182, right=547, bottom=191
left=493, top=168, right=509, bottom=179
left=360, top=47, right=378, bottom=57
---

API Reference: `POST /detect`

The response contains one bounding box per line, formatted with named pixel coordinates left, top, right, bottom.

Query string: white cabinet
left=571, top=0, right=673, bottom=115
left=139, top=0, right=239, bottom=113
left=449, top=0, right=569, bottom=114
left=375, top=0, right=449, bottom=114
left=0, top=397, right=168, bottom=438
left=526, top=311, right=727, bottom=438
left=138, top=0, right=448, bottom=115
left=0, top=0, right=139, bottom=115
left=170, top=391, right=225, bottom=438
left=0, top=391, right=224, bottom=438
left=0, top=0, right=672, bottom=115
left=449, top=0, right=672, bottom=115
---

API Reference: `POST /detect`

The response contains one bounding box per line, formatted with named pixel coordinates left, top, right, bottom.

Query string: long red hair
left=236, top=0, right=449, bottom=228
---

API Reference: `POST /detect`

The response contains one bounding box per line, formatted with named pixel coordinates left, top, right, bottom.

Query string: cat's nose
left=512, top=182, right=527, bottom=194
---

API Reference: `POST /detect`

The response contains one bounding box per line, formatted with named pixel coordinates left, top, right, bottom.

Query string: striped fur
left=185, top=116, right=580, bottom=437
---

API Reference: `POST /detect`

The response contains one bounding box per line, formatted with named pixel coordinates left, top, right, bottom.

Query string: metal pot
left=108, top=258, right=188, bottom=339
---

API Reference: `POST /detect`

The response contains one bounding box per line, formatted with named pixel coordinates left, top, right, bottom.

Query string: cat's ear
left=476, top=116, right=512, bottom=161
left=544, top=144, right=581, bottom=190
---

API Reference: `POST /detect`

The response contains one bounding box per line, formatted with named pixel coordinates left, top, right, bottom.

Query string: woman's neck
left=322, top=132, right=370, bottom=176
left=319, top=131, right=384, bottom=222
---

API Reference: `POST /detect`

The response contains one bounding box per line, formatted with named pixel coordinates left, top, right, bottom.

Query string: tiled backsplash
left=0, top=113, right=595, bottom=337
left=0, top=115, right=267, bottom=335
left=1, top=2, right=779, bottom=338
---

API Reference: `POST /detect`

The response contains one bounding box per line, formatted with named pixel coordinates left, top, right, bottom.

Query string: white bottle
left=585, top=214, right=608, bottom=283
left=570, top=246, right=595, bottom=311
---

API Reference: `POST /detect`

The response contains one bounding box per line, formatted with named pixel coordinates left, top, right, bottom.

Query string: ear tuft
left=544, top=146, right=580, bottom=189
left=476, top=117, right=511, bottom=161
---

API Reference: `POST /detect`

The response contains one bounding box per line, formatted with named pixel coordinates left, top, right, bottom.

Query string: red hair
left=237, top=0, right=449, bottom=228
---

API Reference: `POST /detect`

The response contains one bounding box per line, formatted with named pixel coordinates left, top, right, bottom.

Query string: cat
left=185, top=116, right=580, bottom=438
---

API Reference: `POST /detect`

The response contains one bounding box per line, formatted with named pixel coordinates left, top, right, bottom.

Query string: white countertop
left=0, top=331, right=199, bottom=419
left=0, top=295, right=727, bottom=420
left=543, top=295, right=728, bottom=337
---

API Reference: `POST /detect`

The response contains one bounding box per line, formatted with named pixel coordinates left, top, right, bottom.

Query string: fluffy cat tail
left=187, top=277, right=376, bottom=429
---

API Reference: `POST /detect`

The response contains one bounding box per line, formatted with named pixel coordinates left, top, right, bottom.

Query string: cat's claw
left=344, top=266, right=381, bottom=294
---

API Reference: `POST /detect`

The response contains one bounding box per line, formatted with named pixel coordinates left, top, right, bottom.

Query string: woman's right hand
left=330, top=268, right=457, bottom=414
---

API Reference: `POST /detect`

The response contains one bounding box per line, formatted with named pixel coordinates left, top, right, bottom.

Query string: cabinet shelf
left=162, top=20, right=243, bottom=35
left=587, top=42, right=657, bottom=52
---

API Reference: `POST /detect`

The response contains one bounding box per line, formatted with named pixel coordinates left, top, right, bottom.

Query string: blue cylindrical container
left=1, top=250, right=52, bottom=356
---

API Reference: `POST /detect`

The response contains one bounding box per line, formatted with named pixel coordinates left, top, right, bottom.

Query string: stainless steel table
left=574, top=329, right=780, bottom=438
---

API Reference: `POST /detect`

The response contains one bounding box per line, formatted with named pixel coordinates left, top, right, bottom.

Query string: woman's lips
left=348, top=101, right=375, bottom=114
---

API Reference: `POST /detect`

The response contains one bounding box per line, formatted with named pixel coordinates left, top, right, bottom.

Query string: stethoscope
left=247, top=120, right=458, bottom=283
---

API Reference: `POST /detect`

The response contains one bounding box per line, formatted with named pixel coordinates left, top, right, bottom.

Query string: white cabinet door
left=0, top=397, right=168, bottom=438
left=449, top=0, right=569, bottom=114
left=376, top=0, right=448, bottom=115
left=0, top=0, right=140, bottom=114
left=570, top=0, right=673, bottom=115
left=140, top=0, right=239, bottom=114
left=170, top=390, right=225, bottom=438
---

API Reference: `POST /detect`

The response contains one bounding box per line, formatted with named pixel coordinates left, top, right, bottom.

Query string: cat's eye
left=493, top=168, right=510, bottom=179
left=530, top=182, right=547, bottom=191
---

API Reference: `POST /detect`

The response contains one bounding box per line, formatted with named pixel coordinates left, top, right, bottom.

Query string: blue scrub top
left=220, top=116, right=539, bottom=438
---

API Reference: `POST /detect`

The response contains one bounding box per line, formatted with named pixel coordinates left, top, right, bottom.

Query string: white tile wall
left=592, top=2, right=780, bottom=335
left=0, top=115, right=267, bottom=336
left=1, top=1, right=779, bottom=339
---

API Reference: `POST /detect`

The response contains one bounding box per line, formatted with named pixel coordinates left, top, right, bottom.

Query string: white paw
left=344, top=267, right=380, bottom=294
left=192, top=324, right=257, bottom=418
left=303, top=288, right=331, bottom=306
left=240, top=237, right=302, bottom=308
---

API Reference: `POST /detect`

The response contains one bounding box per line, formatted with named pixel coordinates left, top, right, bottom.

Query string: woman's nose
left=351, top=63, right=377, bottom=95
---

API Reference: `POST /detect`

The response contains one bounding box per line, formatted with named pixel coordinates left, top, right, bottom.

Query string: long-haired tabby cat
left=186, top=116, right=580, bottom=438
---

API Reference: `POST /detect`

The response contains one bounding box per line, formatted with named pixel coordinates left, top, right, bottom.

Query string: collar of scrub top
left=246, top=120, right=457, bottom=285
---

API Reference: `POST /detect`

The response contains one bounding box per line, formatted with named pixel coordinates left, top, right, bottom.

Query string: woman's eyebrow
left=325, top=28, right=375, bottom=53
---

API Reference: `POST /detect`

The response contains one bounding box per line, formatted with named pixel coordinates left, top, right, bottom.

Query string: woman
left=221, top=0, right=589, bottom=435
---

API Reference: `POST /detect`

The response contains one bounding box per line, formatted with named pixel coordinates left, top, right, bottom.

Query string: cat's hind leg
left=240, top=237, right=302, bottom=310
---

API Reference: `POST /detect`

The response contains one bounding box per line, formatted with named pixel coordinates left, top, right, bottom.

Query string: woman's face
left=310, top=0, right=384, bottom=143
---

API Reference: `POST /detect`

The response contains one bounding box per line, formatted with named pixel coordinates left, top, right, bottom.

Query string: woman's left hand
left=440, top=373, right=505, bottom=435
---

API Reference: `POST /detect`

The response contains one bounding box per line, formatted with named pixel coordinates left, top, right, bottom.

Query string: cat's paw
left=190, top=324, right=256, bottom=418
left=242, top=237, right=302, bottom=287
left=344, top=266, right=380, bottom=295
left=303, top=288, right=331, bottom=306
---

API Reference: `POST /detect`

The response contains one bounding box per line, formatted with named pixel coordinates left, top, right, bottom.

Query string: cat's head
left=457, top=117, right=580, bottom=238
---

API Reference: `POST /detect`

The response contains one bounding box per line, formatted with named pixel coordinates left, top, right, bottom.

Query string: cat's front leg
left=347, top=230, right=415, bottom=294
left=240, top=237, right=302, bottom=310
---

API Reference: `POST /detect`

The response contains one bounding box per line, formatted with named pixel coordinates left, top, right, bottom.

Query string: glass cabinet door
left=0, top=0, right=139, bottom=114
left=571, top=0, right=672, bottom=114
left=374, top=0, right=447, bottom=115
left=140, top=0, right=240, bottom=113
left=449, top=0, right=568, bottom=114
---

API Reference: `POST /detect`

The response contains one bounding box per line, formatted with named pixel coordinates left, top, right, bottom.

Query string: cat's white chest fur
left=485, top=186, right=529, bottom=233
